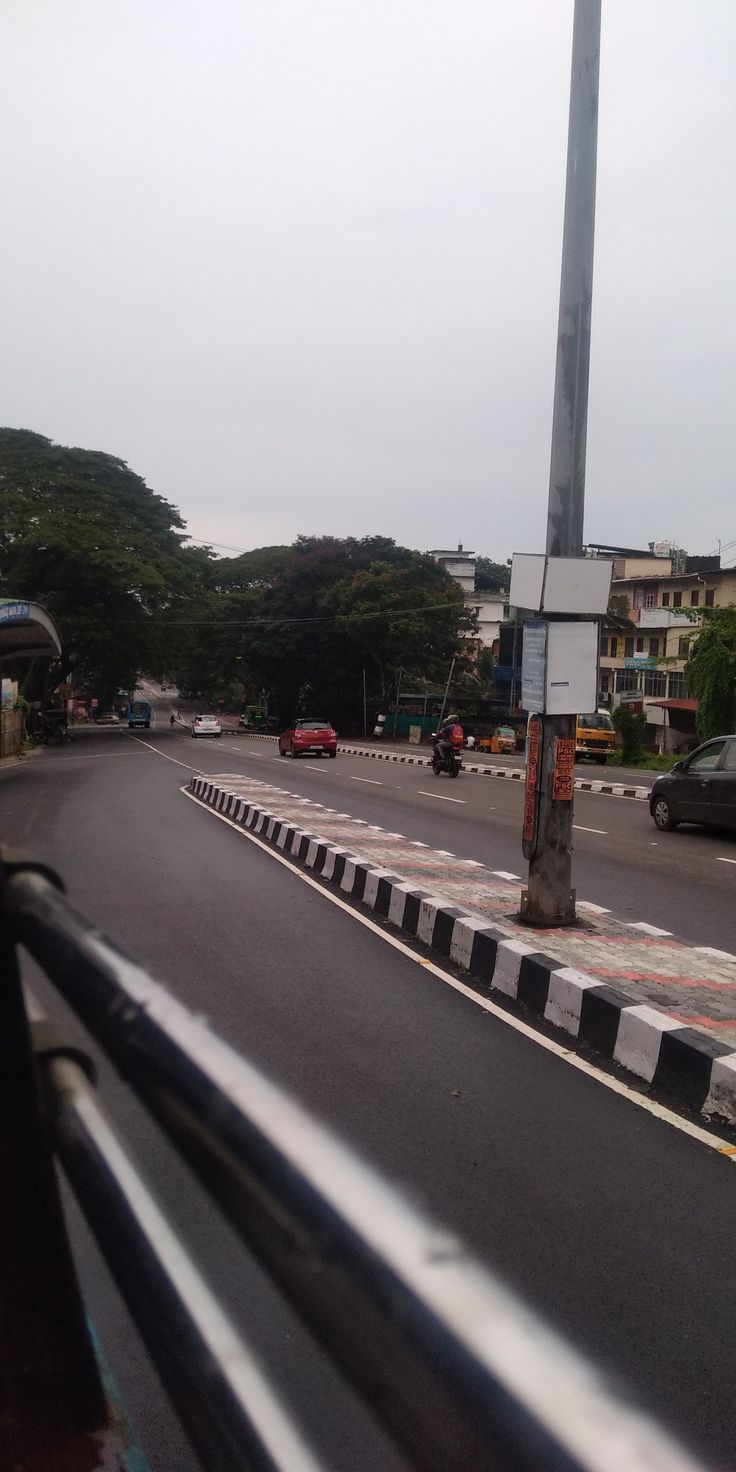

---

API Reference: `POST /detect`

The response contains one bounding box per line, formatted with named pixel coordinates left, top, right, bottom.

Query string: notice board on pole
left=521, top=621, right=547, bottom=712
left=521, top=619, right=597, bottom=715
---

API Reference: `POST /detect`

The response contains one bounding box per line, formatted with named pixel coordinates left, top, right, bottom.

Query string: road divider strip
left=219, top=729, right=651, bottom=801
left=187, top=772, right=736, bottom=1127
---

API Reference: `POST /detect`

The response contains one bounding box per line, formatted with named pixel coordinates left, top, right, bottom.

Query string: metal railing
left=0, top=849, right=710, bottom=1471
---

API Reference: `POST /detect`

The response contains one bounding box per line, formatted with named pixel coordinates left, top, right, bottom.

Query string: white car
left=191, top=714, right=222, bottom=739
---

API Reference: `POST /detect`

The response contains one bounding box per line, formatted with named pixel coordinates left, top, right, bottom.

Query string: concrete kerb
left=217, top=730, right=652, bottom=802
left=187, top=774, right=736, bottom=1127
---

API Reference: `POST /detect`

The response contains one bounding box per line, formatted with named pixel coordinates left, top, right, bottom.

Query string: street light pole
left=522, top=0, right=601, bottom=926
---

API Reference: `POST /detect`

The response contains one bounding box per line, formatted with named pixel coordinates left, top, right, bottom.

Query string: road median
left=186, top=770, right=736, bottom=1127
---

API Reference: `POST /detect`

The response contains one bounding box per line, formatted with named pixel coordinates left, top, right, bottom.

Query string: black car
left=650, top=735, right=736, bottom=831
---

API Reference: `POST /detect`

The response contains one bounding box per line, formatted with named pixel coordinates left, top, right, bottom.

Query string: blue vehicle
left=126, top=698, right=152, bottom=729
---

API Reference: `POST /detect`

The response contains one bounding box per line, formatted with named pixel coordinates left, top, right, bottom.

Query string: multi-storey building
left=429, top=544, right=507, bottom=654
left=587, top=544, right=732, bottom=752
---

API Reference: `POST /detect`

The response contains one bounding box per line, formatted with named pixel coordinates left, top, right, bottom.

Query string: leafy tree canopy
left=176, top=535, right=474, bottom=724
left=475, top=556, right=511, bottom=593
left=685, top=606, right=736, bottom=741
left=205, top=545, right=294, bottom=593
left=0, top=427, right=208, bottom=702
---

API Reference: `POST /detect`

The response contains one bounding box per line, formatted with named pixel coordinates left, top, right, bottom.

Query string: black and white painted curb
left=188, top=774, right=736, bottom=1126
left=221, top=730, right=651, bottom=802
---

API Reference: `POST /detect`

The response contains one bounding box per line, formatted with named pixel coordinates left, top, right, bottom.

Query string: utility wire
left=111, top=600, right=467, bottom=627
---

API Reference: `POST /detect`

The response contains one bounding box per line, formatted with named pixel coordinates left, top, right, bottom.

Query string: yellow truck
left=575, top=710, right=615, bottom=764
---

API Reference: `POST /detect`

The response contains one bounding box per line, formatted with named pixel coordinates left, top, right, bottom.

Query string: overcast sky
left=3, top=1, right=736, bottom=564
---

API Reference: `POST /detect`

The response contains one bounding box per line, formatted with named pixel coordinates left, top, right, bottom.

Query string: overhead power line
left=113, top=600, right=467, bottom=628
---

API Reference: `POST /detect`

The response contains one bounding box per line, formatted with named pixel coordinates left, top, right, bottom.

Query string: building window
left=644, top=671, right=666, bottom=698
left=599, top=671, right=610, bottom=694
left=705, top=589, right=715, bottom=607
left=636, top=637, right=644, bottom=653
left=673, top=590, right=682, bottom=607
left=634, top=588, right=644, bottom=608
left=668, top=672, right=685, bottom=699
left=649, top=637, right=660, bottom=657
left=616, top=669, right=639, bottom=693
left=690, top=589, right=699, bottom=607
left=678, top=637, right=689, bottom=657
left=624, top=637, right=634, bottom=657
left=609, top=637, right=618, bottom=658
left=599, top=636, right=608, bottom=657
left=662, top=591, right=670, bottom=606
left=644, top=592, right=655, bottom=608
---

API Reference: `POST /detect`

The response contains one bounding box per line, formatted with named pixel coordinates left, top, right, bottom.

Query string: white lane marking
left=573, top=825, right=608, bottom=835
left=129, top=736, right=202, bottom=772
left=182, top=786, right=736, bottom=1160
left=219, top=744, right=270, bottom=759
left=351, top=777, right=383, bottom=785
left=716, top=857, right=736, bottom=866
left=416, top=791, right=466, bottom=804
left=629, top=922, right=673, bottom=938
left=42, top=751, right=146, bottom=762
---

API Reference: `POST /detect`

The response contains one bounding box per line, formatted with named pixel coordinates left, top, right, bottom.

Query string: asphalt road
left=2, top=726, right=736, bottom=1469
left=135, top=716, right=736, bottom=951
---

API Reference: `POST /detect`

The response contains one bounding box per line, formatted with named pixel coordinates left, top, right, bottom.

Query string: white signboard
left=510, top=555, right=611, bottom=615
left=521, top=621, right=547, bottom=712
left=545, top=622, right=598, bottom=715
left=521, top=621, right=598, bottom=715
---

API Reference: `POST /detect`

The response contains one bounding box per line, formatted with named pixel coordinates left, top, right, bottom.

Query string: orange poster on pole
left=523, top=715, right=541, bottom=849
left=552, top=737, right=575, bottom=801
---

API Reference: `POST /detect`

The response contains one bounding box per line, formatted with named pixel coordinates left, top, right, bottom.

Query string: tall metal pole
left=437, top=657, right=456, bottom=730
left=522, top=0, right=601, bottom=926
left=362, top=668, right=368, bottom=739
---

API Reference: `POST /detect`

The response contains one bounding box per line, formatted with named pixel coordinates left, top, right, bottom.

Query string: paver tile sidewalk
left=198, top=773, right=736, bottom=1050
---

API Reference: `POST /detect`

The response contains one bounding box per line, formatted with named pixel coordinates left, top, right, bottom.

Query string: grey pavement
left=2, top=729, right=736, bottom=1467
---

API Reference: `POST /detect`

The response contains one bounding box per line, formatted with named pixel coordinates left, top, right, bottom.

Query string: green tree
left=685, top=606, right=736, bottom=740
left=0, top=427, right=208, bottom=702
left=207, top=545, right=294, bottom=593
left=475, top=556, right=511, bottom=593
left=612, top=703, right=646, bottom=763
left=188, top=535, right=473, bottom=725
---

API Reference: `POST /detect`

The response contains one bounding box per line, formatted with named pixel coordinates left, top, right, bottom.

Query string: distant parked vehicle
left=575, top=711, right=615, bottom=764
left=487, top=725, right=517, bottom=755
left=191, top=715, right=222, bottom=739
left=650, top=735, right=736, bottom=831
left=126, top=699, right=152, bottom=729
left=279, top=720, right=337, bottom=758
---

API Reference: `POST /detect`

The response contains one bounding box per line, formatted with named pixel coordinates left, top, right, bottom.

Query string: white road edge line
left=716, top=857, right=736, bottom=866
left=182, top=784, right=736, bottom=1162
left=129, top=736, right=203, bottom=772
left=351, top=777, right=383, bottom=785
left=416, top=791, right=466, bottom=804
left=573, top=825, right=608, bottom=835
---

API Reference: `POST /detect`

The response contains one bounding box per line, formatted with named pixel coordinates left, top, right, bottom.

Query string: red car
left=279, top=719, right=337, bottom=758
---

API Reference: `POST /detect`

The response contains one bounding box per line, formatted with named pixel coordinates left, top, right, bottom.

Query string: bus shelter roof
left=0, top=600, right=62, bottom=662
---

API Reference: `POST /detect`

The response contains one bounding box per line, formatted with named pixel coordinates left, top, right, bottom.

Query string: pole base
left=520, top=887, right=576, bottom=928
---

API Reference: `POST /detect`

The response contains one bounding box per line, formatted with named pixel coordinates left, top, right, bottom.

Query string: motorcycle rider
left=437, top=712, right=464, bottom=767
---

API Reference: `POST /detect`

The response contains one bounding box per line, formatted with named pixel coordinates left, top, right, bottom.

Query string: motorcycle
left=39, top=711, right=73, bottom=746
left=429, top=733, right=462, bottom=778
